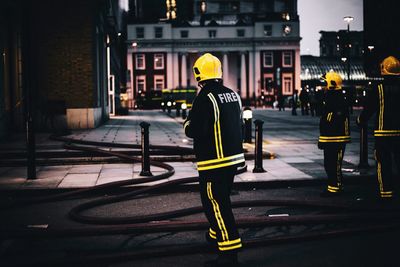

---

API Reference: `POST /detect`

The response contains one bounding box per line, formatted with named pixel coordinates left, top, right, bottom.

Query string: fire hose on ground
left=1, top=127, right=398, bottom=266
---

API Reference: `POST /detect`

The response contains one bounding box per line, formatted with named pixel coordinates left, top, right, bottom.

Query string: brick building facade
left=0, top=0, right=127, bottom=138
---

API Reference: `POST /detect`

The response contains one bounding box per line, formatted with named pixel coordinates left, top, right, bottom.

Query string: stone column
left=173, top=53, right=179, bottom=89
left=240, top=52, right=247, bottom=100
left=181, top=53, right=187, bottom=88
left=223, top=52, right=229, bottom=87
left=254, top=51, right=261, bottom=100
left=167, top=52, right=173, bottom=89
left=295, top=48, right=301, bottom=92
left=249, top=51, right=254, bottom=103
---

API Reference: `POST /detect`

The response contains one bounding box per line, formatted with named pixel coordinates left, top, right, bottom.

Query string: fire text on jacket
left=218, top=92, right=239, bottom=104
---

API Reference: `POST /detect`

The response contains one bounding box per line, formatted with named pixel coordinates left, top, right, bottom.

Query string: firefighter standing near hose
left=318, top=71, right=351, bottom=197
left=357, top=56, right=400, bottom=200
left=183, top=53, right=245, bottom=266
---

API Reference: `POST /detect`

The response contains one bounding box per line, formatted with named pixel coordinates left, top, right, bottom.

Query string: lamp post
left=343, top=16, right=354, bottom=82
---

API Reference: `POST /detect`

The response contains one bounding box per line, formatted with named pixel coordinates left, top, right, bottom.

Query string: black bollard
left=181, top=103, right=187, bottom=120
left=167, top=103, right=172, bottom=114
left=358, top=124, right=370, bottom=169
left=253, top=119, right=266, bottom=173
left=139, top=121, right=153, bottom=176
left=176, top=106, right=181, bottom=117
left=244, top=118, right=252, bottom=143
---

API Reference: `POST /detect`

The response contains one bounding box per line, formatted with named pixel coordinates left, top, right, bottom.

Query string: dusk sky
left=298, top=0, right=364, bottom=56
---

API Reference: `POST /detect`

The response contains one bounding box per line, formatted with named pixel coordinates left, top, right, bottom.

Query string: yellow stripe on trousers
left=207, top=182, right=228, bottom=241
left=378, top=84, right=384, bottom=130
left=208, top=93, right=224, bottom=158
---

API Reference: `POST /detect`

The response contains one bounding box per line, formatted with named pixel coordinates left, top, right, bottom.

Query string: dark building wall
left=364, top=0, right=400, bottom=77
left=30, top=0, right=96, bottom=109
left=319, top=30, right=363, bottom=58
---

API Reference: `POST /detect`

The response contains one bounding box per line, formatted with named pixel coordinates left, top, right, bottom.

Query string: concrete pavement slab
left=0, top=109, right=378, bottom=190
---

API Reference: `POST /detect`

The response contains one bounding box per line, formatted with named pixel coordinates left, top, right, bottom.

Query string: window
left=237, top=29, right=245, bottom=37
left=154, top=75, right=165, bottom=90
left=263, top=73, right=274, bottom=92
left=180, top=30, right=189, bottom=38
left=264, top=25, right=272, bottom=36
left=155, top=27, right=163, bottom=38
left=282, top=51, right=292, bottom=67
left=154, top=54, right=164, bottom=69
left=136, top=75, right=146, bottom=93
left=282, top=73, right=293, bottom=95
left=135, top=54, right=145, bottom=69
left=263, top=51, right=273, bottom=67
left=136, top=27, right=144, bottom=38
left=209, top=30, right=217, bottom=38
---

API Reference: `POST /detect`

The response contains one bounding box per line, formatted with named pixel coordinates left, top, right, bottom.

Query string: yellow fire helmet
left=321, top=71, right=343, bottom=90
left=193, top=53, right=222, bottom=83
left=380, top=56, right=400, bottom=76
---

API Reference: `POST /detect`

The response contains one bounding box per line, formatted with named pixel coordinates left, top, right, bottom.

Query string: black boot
left=205, top=232, right=217, bottom=248
left=204, top=251, right=240, bottom=267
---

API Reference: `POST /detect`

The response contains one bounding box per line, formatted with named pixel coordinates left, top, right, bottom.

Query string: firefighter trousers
left=199, top=167, right=242, bottom=252
left=323, top=144, right=346, bottom=192
left=375, top=139, right=400, bottom=198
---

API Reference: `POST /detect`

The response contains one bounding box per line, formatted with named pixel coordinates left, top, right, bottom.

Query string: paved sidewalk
left=0, top=109, right=376, bottom=190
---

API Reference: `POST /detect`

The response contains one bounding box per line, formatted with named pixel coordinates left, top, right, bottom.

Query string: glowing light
left=132, top=42, right=138, bottom=47
left=243, top=110, right=253, bottom=120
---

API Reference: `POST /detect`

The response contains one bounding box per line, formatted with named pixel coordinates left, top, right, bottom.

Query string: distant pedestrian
left=318, top=71, right=351, bottom=197
left=357, top=56, right=400, bottom=200
left=291, top=90, right=298, bottom=115
left=277, top=93, right=285, bottom=111
left=184, top=53, right=244, bottom=266
left=299, top=88, right=309, bottom=115
left=309, top=88, right=317, bottom=117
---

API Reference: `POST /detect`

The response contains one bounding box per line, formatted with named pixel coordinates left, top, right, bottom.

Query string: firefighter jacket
left=184, top=81, right=245, bottom=172
left=318, top=90, right=351, bottom=148
left=358, top=77, right=400, bottom=139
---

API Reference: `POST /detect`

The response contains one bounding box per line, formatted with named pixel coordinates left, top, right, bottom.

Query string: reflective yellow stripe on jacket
left=207, top=93, right=224, bottom=159
left=197, top=153, right=245, bottom=171
left=374, top=130, right=400, bottom=137
left=318, top=135, right=351, bottom=143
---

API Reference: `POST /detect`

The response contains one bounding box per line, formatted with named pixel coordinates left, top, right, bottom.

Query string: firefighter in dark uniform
left=318, top=71, right=351, bottom=196
left=357, top=56, right=400, bottom=200
left=183, top=53, right=245, bottom=266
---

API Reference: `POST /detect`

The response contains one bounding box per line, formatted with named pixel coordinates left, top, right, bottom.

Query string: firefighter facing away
left=357, top=56, right=400, bottom=200
left=183, top=53, right=245, bottom=266
left=318, top=71, right=351, bottom=197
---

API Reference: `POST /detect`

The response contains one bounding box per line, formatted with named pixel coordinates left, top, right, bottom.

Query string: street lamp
left=343, top=16, right=354, bottom=81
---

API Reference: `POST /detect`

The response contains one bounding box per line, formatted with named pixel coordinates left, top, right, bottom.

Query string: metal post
left=139, top=121, right=152, bottom=176
left=253, top=119, right=266, bottom=173
left=358, top=124, right=370, bottom=169
left=243, top=107, right=252, bottom=143
left=182, top=107, right=187, bottom=120
left=244, top=118, right=252, bottom=143
left=22, top=5, right=36, bottom=179
left=176, top=106, right=180, bottom=117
